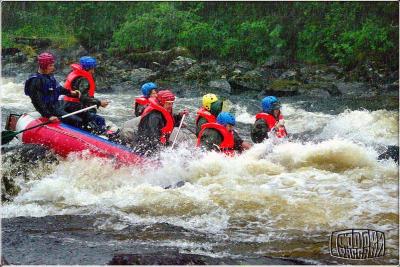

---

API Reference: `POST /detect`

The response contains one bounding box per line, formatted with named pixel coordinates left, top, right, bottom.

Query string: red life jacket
left=195, top=107, right=216, bottom=125
left=255, top=112, right=287, bottom=138
left=141, top=98, right=175, bottom=145
left=135, top=96, right=149, bottom=106
left=133, top=96, right=149, bottom=110
left=197, top=123, right=235, bottom=156
left=63, top=63, right=96, bottom=103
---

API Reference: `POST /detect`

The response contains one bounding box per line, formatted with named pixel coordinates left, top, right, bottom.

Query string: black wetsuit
left=133, top=111, right=183, bottom=156
left=25, top=73, right=78, bottom=126
left=60, top=76, right=105, bottom=134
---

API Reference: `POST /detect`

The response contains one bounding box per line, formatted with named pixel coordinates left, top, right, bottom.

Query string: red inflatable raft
left=15, top=113, right=145, bottom=166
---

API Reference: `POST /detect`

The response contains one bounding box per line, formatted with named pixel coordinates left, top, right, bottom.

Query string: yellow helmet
left=202, top=93, right=218, bottom=111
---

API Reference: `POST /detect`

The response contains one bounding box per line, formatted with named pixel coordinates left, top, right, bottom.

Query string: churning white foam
left=3, top=139, right=397, bottom=240
left=1, top=78, right=33, bottom=111
left=319, top=109, right=398, bottom=146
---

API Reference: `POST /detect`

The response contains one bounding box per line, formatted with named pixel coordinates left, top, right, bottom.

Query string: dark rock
left=326, top=64, right=344, bottom=76
left=108, top=252, right=304, bottom=265
left=264, top=79, right=301, bottom=96
left=52, top=45, right=90, bottom=70
left=129, top=68, right=159, bottom=86
left=279, top=70, right=298, bottom=80
left=379, top=80, right=399, bottom=92
left=297, top=82, right=341, bottom=97
left=208, top=79, right=231, bottom=95
left=299, top=64, right=343, bottom=84
left=388, top=70, right=399, bottom=84
left=2, top=63, right=21, bottom=77
left=2, top=47, right=21, bottom=56
left=345, top=60, right=388, bottom=84
left=149, top=61, right=163, bottom=71
left=184, top=64, right=209, bottom=81
left=319, top=83, right=341, bottom=96
left=111, top=59, right=134, bottom=70
left=14, top=36, right=52, bottom=48
left=166, top=56, right=197, bottom=73
left=258, top=67, right=285, bottom=81
left=183, top=60, right=228, bottom=82
left=12, top=52, right=28, bottom=63
left=232, top=60, right=254, bottom=72
left=378, top=145, right=399, bottom=163
left=164, top=180, right=186, bottom=189
left=2, top=144, right=58, bottom=201
left=128, top=47, right=191, bottom=68
left=263, top=55, right=288, bottom=69
left=335, top=81, right=375, bottom=97
left=228, top=69, right=264, bottom=93
left=326, top=83, right=341, bottom=96
left=109, top=252, right=207, bottom=265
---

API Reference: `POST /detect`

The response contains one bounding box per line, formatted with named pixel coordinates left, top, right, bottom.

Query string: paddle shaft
left=7, top=105, right=97, bottom=137
left=171, top=113, right=186, bottom=149
left=60, top=104, right=97, bottom=118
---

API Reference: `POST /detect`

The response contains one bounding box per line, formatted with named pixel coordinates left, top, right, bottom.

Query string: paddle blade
left=1, top=130, right=17, bottom=145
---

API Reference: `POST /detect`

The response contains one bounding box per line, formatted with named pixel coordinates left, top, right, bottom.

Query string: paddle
left=171, top=113, right=186, bottom=149
left=1, top=105, right=97, bottom=145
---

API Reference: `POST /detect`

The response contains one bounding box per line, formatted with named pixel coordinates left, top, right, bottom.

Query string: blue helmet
left=79, top=56, right=97, bottom=70
left=217, top=112, right=236, bottom=126
left=141, top=82, right=158, bottom=97
left=261, top=96, right=281, bottom=113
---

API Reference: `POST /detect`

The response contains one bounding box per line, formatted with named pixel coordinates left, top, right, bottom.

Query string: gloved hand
left=273, top=120, right=284, bottom=131
left=179, top=108, right=189, bottom=116
left=48, top=116, right=59, bottom=122
left=71, top=90, right=81, bottom=98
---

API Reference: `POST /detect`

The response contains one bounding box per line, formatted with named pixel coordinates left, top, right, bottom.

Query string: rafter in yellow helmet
left=202, top=93, right=218, bottom=111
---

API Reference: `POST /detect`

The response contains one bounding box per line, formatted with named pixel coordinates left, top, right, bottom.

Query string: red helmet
left=157, top=90, right=175, bottom=105
left=38, top=52, right=55, bottom=69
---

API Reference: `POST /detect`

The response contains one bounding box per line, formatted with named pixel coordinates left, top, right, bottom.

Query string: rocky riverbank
left=2, top=43, right=398, bottom=100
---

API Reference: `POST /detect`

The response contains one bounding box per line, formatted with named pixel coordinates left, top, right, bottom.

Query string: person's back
left=135, top=109, right=166, bottom=153
left=25, top=52, right=80, bottom=124
left=197, top=112, right=251, bottom=154
left=25, top=73, right=62, bottom=117
left=198, top=127, right=224, bottom=152
left=251, top=96, right=287, bottom=143
left=133, top=90, right=189, bottom=155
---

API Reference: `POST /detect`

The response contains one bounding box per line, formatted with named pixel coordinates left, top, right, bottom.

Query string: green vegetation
left=2, top=1, right=398, bottom=69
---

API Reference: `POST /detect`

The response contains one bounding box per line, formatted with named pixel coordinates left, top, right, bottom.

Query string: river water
left=1, top=76, right=399, bottom=264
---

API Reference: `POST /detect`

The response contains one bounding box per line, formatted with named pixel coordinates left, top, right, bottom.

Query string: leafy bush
left=178, top=22, right=221, bottom=58
left=330, top=20, right=395, bottom=67
left=237, top=21, right=269, bottom=62
left=296, top=24, right=326, bottom=63
left=112, top=3, right=198, bottom=52
left=2, top=1, right=398, bottom=69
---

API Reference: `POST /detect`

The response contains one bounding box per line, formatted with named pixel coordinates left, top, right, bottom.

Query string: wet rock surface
left=108, top=252, right=304, bottom=265
left=2, top=45, right=397, bottom=99
left=2, top=215, right=305, bottom=265
left=378, top=145, right=399, bottom=163
left=1, top=144, right=59, bottom=202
